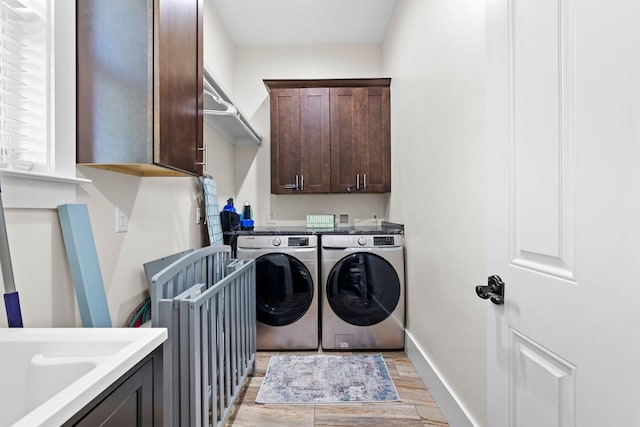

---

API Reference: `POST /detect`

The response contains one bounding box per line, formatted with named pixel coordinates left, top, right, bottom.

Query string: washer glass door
left=326, top=252, right=400, bottom=326
left=255, top=253, right=314, bottom=326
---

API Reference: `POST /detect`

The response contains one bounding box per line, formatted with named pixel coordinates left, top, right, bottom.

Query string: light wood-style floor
left=225, top=351, right=449, bottom=426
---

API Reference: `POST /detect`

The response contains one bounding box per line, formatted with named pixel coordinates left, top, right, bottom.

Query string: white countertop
left=0, top=327, right=167, bottom=427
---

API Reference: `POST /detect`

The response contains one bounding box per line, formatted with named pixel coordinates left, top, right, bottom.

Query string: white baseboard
left=404, top=331, right=481, bottom=427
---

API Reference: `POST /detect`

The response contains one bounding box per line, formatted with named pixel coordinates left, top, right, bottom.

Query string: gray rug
left=256, top=354, right=399, bottom=404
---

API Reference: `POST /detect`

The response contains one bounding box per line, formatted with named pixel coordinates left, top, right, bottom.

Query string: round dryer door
left=326, top=252, right=401, bottom=326
left=255, top=253, right=314, bottom=327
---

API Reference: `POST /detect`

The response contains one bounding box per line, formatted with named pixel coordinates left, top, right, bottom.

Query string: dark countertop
left=226, top=221, right=404, bottom=236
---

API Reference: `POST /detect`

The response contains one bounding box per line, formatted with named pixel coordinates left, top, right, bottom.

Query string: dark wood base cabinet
left=264, top=79, right=391, bottom=194
left=62, top=346, right=163, bottom=426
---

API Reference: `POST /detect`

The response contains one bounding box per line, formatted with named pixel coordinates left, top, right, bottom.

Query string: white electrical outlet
left=115, top=207, right=128, bottom=233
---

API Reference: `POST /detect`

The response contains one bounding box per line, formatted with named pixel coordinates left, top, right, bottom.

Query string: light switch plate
left=115, top=207, right=128, bottom=233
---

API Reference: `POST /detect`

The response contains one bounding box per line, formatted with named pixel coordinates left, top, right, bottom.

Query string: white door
left=485, top=0, right=640, bottom=425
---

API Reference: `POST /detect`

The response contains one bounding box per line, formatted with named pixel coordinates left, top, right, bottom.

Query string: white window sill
left=0, top=169, right=92, bottom=209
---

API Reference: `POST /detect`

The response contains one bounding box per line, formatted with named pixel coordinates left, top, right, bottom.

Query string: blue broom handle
left=0, top=182, right=16, bottom=294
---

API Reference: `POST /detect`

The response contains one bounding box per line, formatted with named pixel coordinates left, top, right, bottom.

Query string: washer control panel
left=373, top=236, right=396, bottom=246
left=238, top=234, right=317, bottom=249
left=288, top=237, right=310, bottom=247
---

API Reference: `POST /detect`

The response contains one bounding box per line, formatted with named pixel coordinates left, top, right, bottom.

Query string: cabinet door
left=155, top=0, right=203, bottom=176
left=271, top=88, right=330, bottom=193
left=72, top=360, right=154, bottom=426
left=77, top=0, right=154, bottom=165
left=330, top=87, right=364, bottom=192
left=330, top=87, right=391, bottom=193
left=299, top=88, right=331, bottom=192
left=360, top=87, right=391, bottom=192
left=270, top=89, right=301, bottom=193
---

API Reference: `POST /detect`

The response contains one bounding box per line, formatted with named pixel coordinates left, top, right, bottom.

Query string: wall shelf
left=204, top=69, right=262, bottom=146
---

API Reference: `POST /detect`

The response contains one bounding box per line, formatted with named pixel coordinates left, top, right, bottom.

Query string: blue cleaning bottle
left=222, top=198, right=236, bottom=213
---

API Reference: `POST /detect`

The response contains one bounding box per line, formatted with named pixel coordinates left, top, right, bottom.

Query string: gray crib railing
left=150, top=245, right=256, bottom=427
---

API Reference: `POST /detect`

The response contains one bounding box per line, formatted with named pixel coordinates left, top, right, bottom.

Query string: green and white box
left=306, top=214, right=335, bottom=228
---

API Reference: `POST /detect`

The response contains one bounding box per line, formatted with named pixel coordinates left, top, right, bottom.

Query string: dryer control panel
left=321, top=234, right=403, bottom=249
left=373, top=236, right=396, bottom=246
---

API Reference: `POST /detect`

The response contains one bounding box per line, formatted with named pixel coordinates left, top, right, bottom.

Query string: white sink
left=0, top=327, right=167, bottom=427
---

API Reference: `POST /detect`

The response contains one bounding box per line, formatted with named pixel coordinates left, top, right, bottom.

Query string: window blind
left=0, top=0, right=50, bottom=173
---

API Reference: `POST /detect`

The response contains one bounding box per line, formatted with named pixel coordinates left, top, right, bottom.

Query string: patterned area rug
left=256, top=354, right=399, bottom=404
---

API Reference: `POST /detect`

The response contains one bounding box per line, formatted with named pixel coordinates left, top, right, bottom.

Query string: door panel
left=270, top=88, right=301, bottom=193
left=361, top=87, right=391, bottom=192
left=486, top=0, right=640, bottom=425
left=155, top=0, right=203, bottom=175
left=330, top=87, right=362, bottom=192
left=300, top=88, right=330, bottom=192
left=510, top=0, right=576, bottom=280
left=510, top=330, right=576, bottom=427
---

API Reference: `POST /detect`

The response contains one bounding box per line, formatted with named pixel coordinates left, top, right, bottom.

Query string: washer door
left=326, top=252, right=400, bottom=326
left=255, top=253, right=314, bottom=327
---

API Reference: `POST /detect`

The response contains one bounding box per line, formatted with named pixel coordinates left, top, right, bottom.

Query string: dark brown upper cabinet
left=330, top=86, right=391, bottom=193
left=77, top=0, right=203, bottom=177
left=267, top=87, right=330, bottom=193
left=264, top=79, right=391, bottom=194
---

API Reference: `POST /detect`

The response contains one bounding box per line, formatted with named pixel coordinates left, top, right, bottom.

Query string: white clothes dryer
left=237, top=234, right=318, bottom=350
left=321, top=234, right=405, bottom=350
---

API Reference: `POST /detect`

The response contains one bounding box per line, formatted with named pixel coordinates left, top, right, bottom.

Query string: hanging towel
left=202, top=176, right=224, bottom=246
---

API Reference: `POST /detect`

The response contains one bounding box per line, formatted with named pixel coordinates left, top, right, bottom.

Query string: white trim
left=404, top=330, right=479, bottom=427
left=0, top=169, right=90, bottom=185
left=0, top=171, right=91, bottom=209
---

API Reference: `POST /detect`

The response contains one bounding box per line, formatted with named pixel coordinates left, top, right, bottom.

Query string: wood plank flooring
left=225, top=351, right=449, bottom=426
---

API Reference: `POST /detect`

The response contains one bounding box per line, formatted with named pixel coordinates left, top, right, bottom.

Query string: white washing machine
left=321, top=234, right=405, bottom=350
left=237, top=234, right=318, bottom=350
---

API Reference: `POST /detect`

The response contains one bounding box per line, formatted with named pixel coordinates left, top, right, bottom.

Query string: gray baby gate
left=150, top=245, right=256, bottom=427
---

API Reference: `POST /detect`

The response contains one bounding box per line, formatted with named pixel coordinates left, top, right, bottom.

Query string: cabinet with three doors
left=265, top=79, right=391, bottom=194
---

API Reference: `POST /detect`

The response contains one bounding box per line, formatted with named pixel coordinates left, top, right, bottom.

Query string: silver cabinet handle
left=196, top=144, right=207, bottom=170
left=363, top=173, right=367, bottom=190
left=356, top=174, right=360, bottom=190
left=284, top=174, right=303, bottom=190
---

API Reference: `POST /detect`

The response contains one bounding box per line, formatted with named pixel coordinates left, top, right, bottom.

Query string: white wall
left=0, top=209, right=77, bottom=327
left=75, top=168, right=202, bottom=326
left=0, top=0, right=237, bottom=329
left=203, top=0, right=235, bottom=95
left=0, top=170, right=202, bottom=328
left=233, top=45, right=389, bottom=226
left=383, top=0, right=487, bottom=425
left=202, top=0, right=239, bottom=204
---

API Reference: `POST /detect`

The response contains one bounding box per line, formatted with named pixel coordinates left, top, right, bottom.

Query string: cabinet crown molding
left=264, top=78, right=391, bottom=93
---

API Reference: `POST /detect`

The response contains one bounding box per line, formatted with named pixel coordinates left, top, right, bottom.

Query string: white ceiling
left=211, top=0, right=399, bottom=45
